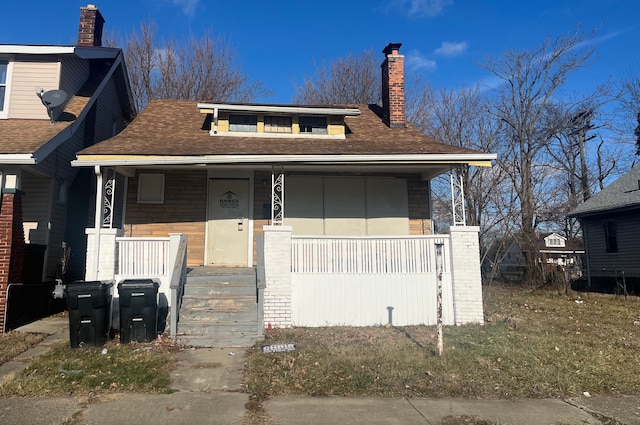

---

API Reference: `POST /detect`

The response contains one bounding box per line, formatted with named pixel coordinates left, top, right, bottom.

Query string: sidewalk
left=1, top=316, right=639, bottom=424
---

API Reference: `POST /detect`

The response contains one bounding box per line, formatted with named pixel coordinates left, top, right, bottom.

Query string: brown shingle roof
left=78, top=99, right=483, bottom=157
left=0, top=87, right=91, bottom=155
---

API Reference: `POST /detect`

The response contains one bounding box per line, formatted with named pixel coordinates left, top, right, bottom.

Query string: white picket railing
left=116, top=237, right=170, bottom=277
left=291, top=235, right=449, bottom=274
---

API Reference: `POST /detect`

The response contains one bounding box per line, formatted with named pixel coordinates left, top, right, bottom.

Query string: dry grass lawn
left=244, top=286, right=640, bottom=399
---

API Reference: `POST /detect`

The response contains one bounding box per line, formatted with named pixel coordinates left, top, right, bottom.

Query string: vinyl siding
left=582, top=209, right=640, bottom=278
left=8, top=59, right=60, bottom=119
left=59, top=55, right=90, bottom=98
left=94, top=78, right=124, bottom=141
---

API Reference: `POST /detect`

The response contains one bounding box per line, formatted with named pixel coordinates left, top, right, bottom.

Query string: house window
left=264, top=115, right=292, bottom=133
left=299, top=116, right=327, bottom=134
left=137, top=173, right=165, bottom=204
left=229, top=114, right=257, bottom=132
left=0, top=60, right=8, bottom=116
left=604, top=220, right=617, bottom=253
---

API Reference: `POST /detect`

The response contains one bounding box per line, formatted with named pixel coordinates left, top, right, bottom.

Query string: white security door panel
left=206, top=179, right=250, bottom=266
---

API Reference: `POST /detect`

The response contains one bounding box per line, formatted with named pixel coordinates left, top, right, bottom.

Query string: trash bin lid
left=117, top=279, right=159, bottom=290
left=65, top=280, right=112, bottom=294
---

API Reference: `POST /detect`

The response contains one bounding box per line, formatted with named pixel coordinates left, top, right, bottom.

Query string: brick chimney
left=381, top=42, right=405, bottom=128
left=78, top=4, right=105, bottom=47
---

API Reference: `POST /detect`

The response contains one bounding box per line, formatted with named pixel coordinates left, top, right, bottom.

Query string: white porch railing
left=116, top=237, right=170, bottom=277
left=289, top=235, right=453, bottom=327
left=291, top=235, right=449, bottom=274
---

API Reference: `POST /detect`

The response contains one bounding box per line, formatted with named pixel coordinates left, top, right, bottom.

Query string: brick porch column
left=262, top=225, right=293, bottom=328
left=0, top=190, right=26, bottom=332
left=449, top=226, right=484, bottom=325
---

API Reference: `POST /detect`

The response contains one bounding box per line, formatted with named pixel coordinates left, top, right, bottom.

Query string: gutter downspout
left=92, top=166, right=103, bottom=280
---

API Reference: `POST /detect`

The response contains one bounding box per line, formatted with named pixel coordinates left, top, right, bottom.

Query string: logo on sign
left=219, top=191, right=240, bottom=209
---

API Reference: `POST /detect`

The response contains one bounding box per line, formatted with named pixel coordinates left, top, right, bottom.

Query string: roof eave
left=197, top=103, right=361, bottom=116
left=0, top=154, right=36, bottom=165
left=72, top=153, right=496, bottom=167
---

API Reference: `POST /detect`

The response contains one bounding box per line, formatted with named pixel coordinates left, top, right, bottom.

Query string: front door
left=206, top=179, right=250, bottom=266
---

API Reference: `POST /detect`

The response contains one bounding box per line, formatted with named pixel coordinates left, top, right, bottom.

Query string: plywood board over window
left=137, top=173, right=165, bottom=204
left=285, top=176, right=409, bottom=236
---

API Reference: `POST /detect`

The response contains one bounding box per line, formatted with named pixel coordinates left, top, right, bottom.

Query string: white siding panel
left=9, top=60, right=60, bottom=119
left=292, top=273, right=453, bottom=326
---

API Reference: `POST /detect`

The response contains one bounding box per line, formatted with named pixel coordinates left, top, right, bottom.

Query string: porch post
left=91, top=166, right=104, bottom=280
left=450, top=169, right=466, bottom=226
left=448, top=226, right=484, bottom=325
left=262, top=225, right=292, bottom=328
left=271, top=166, right=284, bottom=225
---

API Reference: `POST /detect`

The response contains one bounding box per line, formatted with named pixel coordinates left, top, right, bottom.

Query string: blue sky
left=1, top=0, right=638, bottom=104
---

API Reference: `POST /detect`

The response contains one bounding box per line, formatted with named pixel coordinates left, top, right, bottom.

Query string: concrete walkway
left=1, top=316, right=639, bottom=424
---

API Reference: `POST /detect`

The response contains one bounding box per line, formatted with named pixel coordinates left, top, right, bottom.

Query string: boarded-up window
left=229, top=114, right=257, bottom=132
left=137, top=173, right=165, bottom=204
left=264, top=115, right=292, bottom=133
left=285, top=176, right=408, bottom=236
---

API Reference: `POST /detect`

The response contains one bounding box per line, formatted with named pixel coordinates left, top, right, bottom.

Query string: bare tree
left=108, top=21, right=268, bottom=111
left=620, top=70, right=640, bottom=157
left=293, top=49, right=380, bottom=104
left=482, top=28, right=599, bottom=277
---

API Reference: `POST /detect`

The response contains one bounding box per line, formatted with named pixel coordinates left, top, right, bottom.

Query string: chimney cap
left=382, top=43, right=402, bottom=55
left=82, top=4, right=98, bottom=9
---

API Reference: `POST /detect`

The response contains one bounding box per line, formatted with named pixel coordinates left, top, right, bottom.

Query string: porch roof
left=73, top=99, right=496, bottom=169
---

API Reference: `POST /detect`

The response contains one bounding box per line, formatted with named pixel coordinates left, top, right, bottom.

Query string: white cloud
left=172, top=0, right=199, bottom=15
left=434, top=41, right=468, bottom=57
left=406, top=50, right=437, bottom=71
left=388, top=0, right=453, bottom=17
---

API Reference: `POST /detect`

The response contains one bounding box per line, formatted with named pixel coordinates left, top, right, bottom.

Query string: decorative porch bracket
left=103, top=167, right=116, bottom=228
left=450, top=168, right=466, bottom=226
left=271, top=165, right=285, bottom=225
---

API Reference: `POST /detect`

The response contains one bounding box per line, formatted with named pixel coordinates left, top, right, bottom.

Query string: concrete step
left=181, top=295, right=257, bottom=311
left=175, top=334, right=263, bottom=348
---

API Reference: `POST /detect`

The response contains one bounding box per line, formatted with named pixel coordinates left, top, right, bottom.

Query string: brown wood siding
left=582, top=209, right=640, bottom=278
left=8, top=59, right=60, bottom=119
left=124, top=169, right=207, bottom=267
left=407, top=175, right=431, bottom=235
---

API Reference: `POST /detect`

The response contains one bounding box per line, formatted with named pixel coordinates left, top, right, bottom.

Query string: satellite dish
left=41, top=90, right=67, bottom=108
left=37, top=89, right=68, bottom=124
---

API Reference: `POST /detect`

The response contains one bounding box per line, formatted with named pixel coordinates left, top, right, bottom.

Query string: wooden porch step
left=178, top=267, right=260, bottom=348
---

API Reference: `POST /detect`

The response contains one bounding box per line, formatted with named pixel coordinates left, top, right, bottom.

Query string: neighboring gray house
left=569, top=165, right=640, bottom=293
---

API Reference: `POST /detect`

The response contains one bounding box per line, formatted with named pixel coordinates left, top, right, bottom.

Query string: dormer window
left=299, top=116, right=327, bottom=134
left=229, top=114, right=257, bottom=132
left=265, top=115, right=292, bottom=133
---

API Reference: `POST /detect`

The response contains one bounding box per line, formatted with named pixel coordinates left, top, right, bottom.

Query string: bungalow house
left=0, top=5, right=135, bottom=331
left=72, top=43, right=497, bottom=346
left=569, top=164, right=640, bottom=294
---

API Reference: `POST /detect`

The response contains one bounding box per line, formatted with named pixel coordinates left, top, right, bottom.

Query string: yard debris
left=583, top=391, right=591, bottom=397
left=262, top=343, right=296, bottom=353
left=229, top=351, right=235, bottom=356
left=575, top=300, right=584, bottom=304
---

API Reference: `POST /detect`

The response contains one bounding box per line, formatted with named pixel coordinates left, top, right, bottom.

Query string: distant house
left=569, top=164, right=640, bottom=293
left=71, top=42, right=497, bottom=346
left=0, top=5, right=135, bottom=331
left=537, top=232, right=584, bottom=271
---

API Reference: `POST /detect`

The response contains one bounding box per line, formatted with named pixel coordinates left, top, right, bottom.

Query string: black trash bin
left=118, top=279, right=159, bottom=343
left=66, top=281, right=113, bottom=348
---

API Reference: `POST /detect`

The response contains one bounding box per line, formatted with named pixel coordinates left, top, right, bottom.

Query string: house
left=71, top=43, right=496, bottom=346
left=537, top=233, right=584, bottom=269
left=569, top=164, right=640, bottom=294
left=0, top=4, right=135, bottom=332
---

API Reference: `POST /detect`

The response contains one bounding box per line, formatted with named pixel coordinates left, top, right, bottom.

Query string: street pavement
left=1, top=316, right=639, bottom=424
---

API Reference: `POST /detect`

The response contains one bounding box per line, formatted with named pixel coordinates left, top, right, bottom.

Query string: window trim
left=137, top=173, right=165, bottom=204
left=604, top=220, right=618, bottom=253
left=0, top=59, right=13, bottom=119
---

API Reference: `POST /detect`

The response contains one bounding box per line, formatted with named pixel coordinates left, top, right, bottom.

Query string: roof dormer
left=197, top=103, right=360, bottom=139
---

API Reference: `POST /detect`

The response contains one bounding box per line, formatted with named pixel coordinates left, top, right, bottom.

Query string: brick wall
left=262, top=225, right=293, bottom=328
left=0, top=191, right=26, bottom=332
left=449, top=226, right=484, bottom=324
